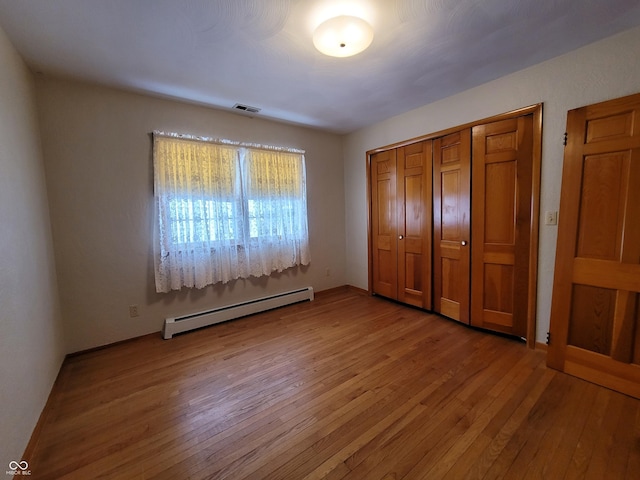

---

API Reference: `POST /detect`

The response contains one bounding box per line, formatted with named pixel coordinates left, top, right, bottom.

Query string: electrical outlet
left=129, top=305, right=139, bottom=318
left=544, top=211, right=558, bottom=225
left=325, top=268, right=331, bottom=277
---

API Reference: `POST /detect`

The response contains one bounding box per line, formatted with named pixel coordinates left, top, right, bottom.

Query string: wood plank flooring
left=26, top=288, right=640, bottom=479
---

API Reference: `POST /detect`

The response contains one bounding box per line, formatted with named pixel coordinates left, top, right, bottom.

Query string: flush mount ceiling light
left=312, top=15, right=374, bottom=58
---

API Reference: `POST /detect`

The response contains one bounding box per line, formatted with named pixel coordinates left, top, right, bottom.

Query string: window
left=168, top=198, right=236, bottom=243
left=153, top=132, right=310, bottom=292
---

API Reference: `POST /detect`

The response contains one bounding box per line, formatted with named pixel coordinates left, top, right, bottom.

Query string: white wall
left=35, top=78, right=346, bottom=353
left=344, top=25, right=640, bottom=343
left=0, top=28, right=66, bottom=464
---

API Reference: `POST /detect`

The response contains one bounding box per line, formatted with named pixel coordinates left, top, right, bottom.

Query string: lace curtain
left=153, top=132, right=310, bottom=293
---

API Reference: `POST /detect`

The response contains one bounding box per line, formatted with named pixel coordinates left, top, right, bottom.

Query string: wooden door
left=371, top=149, right=398, bottom=300
left=433, top=130, right=471, bottom=323
left=397, top=141, right=432, bottom=308
left=471, top=116, right=533, bottom=337
left=548, top=93, right=640, bottom=399
left=370, top=142, right=432, bottom=308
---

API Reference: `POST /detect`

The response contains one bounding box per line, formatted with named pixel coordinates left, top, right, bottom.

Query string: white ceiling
left=1, top=0, right=640, bottom=133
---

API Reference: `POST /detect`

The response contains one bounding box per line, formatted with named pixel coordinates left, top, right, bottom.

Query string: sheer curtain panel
left=153, top=132, right=310, bottom=293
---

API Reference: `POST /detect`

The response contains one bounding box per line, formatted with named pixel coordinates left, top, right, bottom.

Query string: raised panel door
left=548, top=92, right=640, bottom=399
left=397, top=141, right=432, bottom=308
left=371, top=149, right=398, bottom=299
left=433, top=130, right=471, bottom=323
left=471, top=116, right=533, bottom=337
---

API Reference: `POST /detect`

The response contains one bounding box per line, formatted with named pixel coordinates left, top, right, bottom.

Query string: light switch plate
left=545, top=211, right=558, bottom=225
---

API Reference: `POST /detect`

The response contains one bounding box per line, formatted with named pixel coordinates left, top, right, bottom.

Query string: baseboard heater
left=163, top=286, right=314, bottom=339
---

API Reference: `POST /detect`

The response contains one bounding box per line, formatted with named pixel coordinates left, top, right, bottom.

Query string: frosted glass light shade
left=313, top=15, right=374, bottom=58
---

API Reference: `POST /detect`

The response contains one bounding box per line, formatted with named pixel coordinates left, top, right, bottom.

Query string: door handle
left=461, top=240, right=467, bottom=246
left=398, top=235, right=404, bottom=240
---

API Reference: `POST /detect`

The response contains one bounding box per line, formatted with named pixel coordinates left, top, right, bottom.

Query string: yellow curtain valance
left=245, top=149, right=304, bottom=198
left=153, top=132, right=305, bottom=198
left=153, top=136, right=238, bottom=197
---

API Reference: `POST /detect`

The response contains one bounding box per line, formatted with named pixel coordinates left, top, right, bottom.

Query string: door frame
left=366, top=103, right=543, bottom=348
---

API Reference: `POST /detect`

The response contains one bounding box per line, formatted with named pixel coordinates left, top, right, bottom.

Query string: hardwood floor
left=27, top=289, right=640, bottom=479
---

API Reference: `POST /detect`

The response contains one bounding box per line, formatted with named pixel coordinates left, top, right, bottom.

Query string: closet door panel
left=471, top=116, right=533, bottom=337
left=397, top=141, right=432, bottom=308
left=371, top=149, right=398, bottom=299
left=433, top=130, right=471, bottom=323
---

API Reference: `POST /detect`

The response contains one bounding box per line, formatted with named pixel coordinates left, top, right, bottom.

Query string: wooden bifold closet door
left=370, top=105, right=540, bottom=343
left=548, top=93, right=640, bottom=399
left=432, top=117, right=534, bottom=338
left=371, top=140, right=432, bottom=309
left=470, top=116, right=534, bottom=337
left=433, top=130, right=471, bottom=324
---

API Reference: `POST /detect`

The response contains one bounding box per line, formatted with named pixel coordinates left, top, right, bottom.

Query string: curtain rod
left=152, top=131, right=305, bottom=154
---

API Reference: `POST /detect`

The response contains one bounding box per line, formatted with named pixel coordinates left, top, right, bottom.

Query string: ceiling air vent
left=232, top=103, right=261, bottom=114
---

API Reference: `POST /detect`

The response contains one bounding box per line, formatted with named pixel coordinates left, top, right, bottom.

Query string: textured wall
left=35, top=79, right=346, bottom=353
left=344, top=25, right=640, bottom=343
left=0, top=27, right=65, bottom=465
